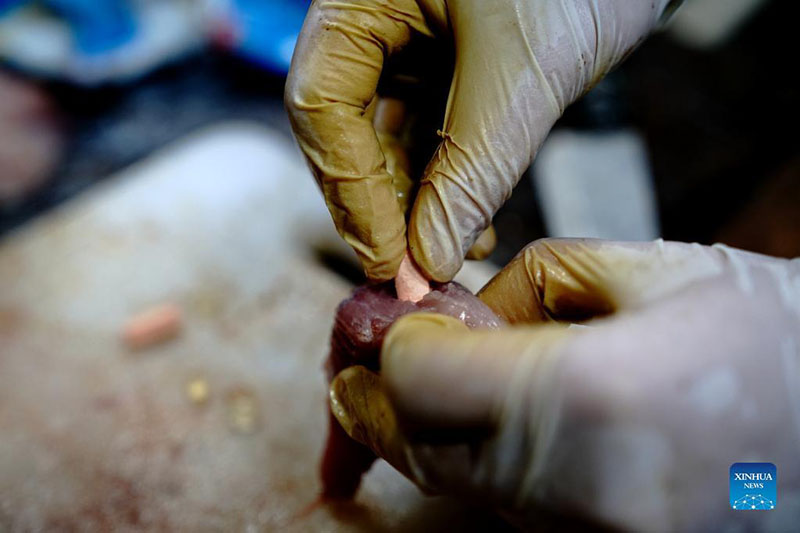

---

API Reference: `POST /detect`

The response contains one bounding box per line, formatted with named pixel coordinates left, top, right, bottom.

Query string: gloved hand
left=285, top=0, right=679, bottom=281
left=329, top=239, right=800, bottom=530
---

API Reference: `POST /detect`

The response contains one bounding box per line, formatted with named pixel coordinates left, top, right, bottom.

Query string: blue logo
left=730, top=463, right=776, bottom=510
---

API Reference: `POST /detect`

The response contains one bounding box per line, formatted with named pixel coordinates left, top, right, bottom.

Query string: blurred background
left=0, top=0, right=797, bottom=528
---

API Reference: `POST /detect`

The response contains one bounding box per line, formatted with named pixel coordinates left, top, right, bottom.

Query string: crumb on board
left=186, top=377, right=210, bottom=405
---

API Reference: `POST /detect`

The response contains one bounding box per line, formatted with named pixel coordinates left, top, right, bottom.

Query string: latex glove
left=285, top=0, right=679, bottom=281
left=329, top=239, right=800, bottom=530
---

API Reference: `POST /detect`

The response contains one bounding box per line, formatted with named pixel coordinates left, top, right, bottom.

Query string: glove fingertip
left=407, top=225, right=462, bottom=283
left=329, top=366, right=381, bottom=446
left=343, top=230, right=406, bottom=282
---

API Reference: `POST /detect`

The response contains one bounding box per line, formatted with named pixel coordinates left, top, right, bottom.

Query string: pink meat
left=321, top=281, right=502, bottom=499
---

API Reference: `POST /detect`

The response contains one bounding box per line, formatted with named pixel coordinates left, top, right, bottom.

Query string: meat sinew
left=321, top=281, right=502, bottom=498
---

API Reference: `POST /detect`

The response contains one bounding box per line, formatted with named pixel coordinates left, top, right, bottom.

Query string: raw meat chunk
left=321, top=281, right=502, bottom=498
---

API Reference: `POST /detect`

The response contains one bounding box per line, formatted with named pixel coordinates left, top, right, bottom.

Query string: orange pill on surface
left=121, top=303, right=182, bottom=350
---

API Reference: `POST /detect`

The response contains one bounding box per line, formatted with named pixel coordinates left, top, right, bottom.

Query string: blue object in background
left=0, top=0, right=136, bottom=55
left=0, top=0, right=307, bottom=78
left=0, top=0, right=29, bottom=17
left=224, top=0, right=310, bottom=75
left=45, top=0, right=136, bottom=55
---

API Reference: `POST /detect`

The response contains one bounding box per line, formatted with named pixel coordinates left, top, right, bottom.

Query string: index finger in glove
left=477, top=238, right=736, bottom=324
left=285, top=0, right=432, bottom=280
left=407, top=1, right=674, bottom=282
left=380, top=313, right=569, bottom=432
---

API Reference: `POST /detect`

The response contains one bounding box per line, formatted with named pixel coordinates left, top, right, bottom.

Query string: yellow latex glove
left=285, top=0, right=679, bottom=282
left=329, top=239, right=800, bottom=530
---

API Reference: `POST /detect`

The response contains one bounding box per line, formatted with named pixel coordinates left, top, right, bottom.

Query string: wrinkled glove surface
left=331, top=238, right=800, bottom=531
left=286, top=0, right=673, bottom=281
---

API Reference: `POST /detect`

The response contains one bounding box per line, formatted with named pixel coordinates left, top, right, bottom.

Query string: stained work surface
left=0, top=124, right=508, bottom=531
